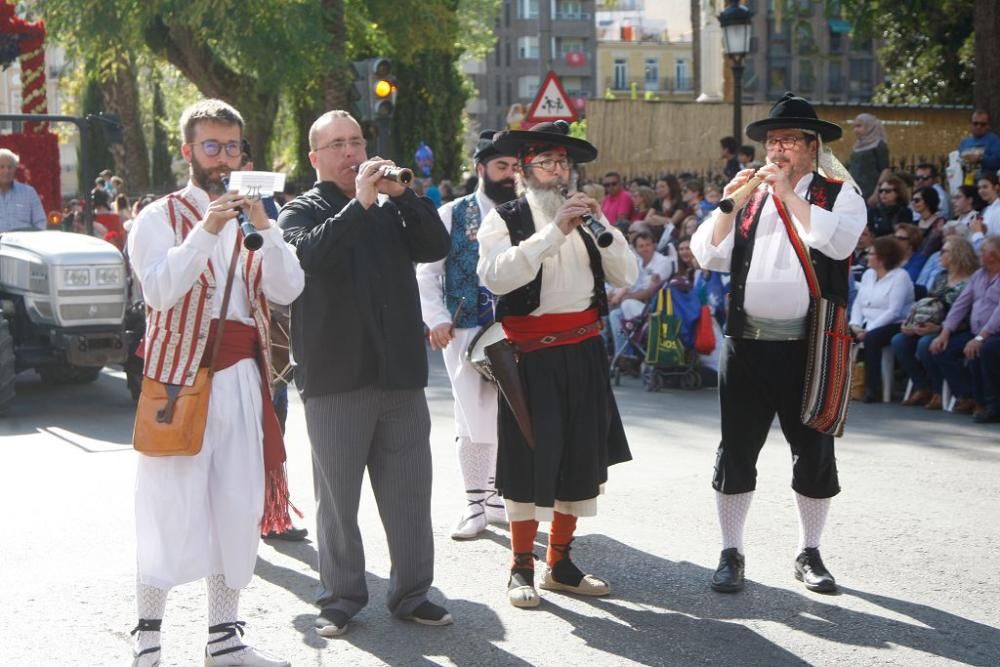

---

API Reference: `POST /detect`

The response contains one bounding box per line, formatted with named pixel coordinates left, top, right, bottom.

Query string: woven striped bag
left=773, top=197, right=854, bottom=437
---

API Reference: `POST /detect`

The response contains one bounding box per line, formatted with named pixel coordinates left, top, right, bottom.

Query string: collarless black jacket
left=279, top=182, right=449, bottom=398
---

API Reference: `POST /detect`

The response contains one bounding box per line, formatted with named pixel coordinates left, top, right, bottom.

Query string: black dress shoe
left=711, top=547, right=745, bottom=593
left=262, top=526, right=309, bottom=541
left=973, top=408, right=1000, bottom=424
left=794, top=547, right=837, bottom=593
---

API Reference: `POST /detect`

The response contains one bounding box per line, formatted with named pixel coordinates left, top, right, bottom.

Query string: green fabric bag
left=645, top=287, right=686, bottom=368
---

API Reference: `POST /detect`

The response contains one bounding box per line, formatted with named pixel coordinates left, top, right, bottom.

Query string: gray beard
left=525, top=183, right=565, bottom=222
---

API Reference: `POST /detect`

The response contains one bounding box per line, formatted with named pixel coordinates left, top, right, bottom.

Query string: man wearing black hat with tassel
left=415, top=131, right=520, bottom=540
left=477, top=120, right=637, bottom=608
left=691, top=92, right=866, bottom=594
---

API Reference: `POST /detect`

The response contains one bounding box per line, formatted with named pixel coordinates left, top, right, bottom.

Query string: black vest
left=493, top=197, right=609, bottom=321
left=726, top=173, right=849, bottom=338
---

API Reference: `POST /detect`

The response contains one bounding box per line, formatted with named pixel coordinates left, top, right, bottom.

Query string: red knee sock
left=510, top=519, right=539, bottom=569
left=547, top=512, right=578, bottom=567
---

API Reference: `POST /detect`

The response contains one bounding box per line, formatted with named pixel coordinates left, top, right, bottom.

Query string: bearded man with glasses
left=691, top=92, right=866, bottom=596
left=477, top=120, right=637, bottom=609
left=127, top=99, right=304, bottom=667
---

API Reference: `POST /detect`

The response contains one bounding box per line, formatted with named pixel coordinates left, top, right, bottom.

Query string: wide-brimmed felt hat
left=746, top=92, right=842, bottom=143
left=473, top=129, right=511, bottom=164
left=492, top=120, right=598, bottom=164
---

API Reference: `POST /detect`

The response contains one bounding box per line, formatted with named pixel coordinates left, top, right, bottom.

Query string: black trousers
left=714, top=337, right=840, bottom=499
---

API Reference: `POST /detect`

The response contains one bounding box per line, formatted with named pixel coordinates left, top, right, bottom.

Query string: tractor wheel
left=0, top=318, right=15, bottom=414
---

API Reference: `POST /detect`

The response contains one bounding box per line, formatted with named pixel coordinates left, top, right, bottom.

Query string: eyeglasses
left=971, top=121, right=989, bottom=127
left=911, top=197, right=923, bottom=203
left=877, top=188, right=896, bottom=194
left=315, top=138, right=366, bottom=153
left=528, top=158, right=573, bottom=172
left=602, top=181, right=619, bottom=187
left=190, top=140, right=242, bottom=158
left=914, top=175, right=930, bottom=181
left=765, top=135, right=805, bottom=150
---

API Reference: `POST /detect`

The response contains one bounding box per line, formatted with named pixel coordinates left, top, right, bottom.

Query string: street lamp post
left=718, top=0, right=753, bottom=142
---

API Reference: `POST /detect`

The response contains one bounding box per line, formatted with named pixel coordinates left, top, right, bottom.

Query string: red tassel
left=260, top=465, right=303, bottom=535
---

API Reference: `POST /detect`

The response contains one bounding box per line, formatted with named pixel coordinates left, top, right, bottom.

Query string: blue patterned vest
left=445, top=194, right=492, bottom=329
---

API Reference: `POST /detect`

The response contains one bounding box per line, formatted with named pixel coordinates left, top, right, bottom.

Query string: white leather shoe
left=204, top=644, right=290, bottom=667
left=540, top=560, right=610, bottom=597
left=131, top=619, right=161, bottom=667
left=132, top=649, right=160, bottom=667
left=450, top=501, right=487, bottom=540
left=485, top=503, right=507, bottom=525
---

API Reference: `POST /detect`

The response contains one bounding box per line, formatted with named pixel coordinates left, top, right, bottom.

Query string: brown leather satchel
left=133, top=233, right=241, bottom=456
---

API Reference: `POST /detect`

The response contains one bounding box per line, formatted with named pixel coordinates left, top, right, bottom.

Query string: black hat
left=745, top=92, right=842, bottom=143
left=473, top=130, right=509, bottom=164
left=492, top=120, right=598, bottom=164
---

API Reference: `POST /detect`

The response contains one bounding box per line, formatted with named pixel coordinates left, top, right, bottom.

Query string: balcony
left=604, top=76, right=694, bottom=96
left=554, top=11, right=591, bottom=21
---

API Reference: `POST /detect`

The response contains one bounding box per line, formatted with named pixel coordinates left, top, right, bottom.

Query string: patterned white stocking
left=795, top=493, right=831, bottom=551
left=457, top=436, right=490, bottom=506
left=206, top=574, right=243, bottom=653
left=134, top=580, right=168, bottom=658
left=716, top=491, right=754, bottom=554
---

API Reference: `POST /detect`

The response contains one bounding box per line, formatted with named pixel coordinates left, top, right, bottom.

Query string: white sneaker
left=450, top=501, right=487, bottom=540
left=204, top=644, right=290, bottom=667
left=485, top=502, right=507, bottom=525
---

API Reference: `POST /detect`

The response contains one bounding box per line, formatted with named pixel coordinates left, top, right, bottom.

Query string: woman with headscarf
left=848, top=113, right=890, bottom=200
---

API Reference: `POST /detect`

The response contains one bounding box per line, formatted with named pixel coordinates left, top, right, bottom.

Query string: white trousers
left=135, top=359, right=265, bottom=590
left=442, top=327, right=499, bottom=445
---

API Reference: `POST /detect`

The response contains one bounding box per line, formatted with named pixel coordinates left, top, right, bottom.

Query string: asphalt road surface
left=0, top=355, right=997, bottom=666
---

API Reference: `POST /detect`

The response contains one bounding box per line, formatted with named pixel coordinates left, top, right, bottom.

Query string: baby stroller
left=641, top=282, right=703, bottom=391
left=608, top=294, right=658, bottom=385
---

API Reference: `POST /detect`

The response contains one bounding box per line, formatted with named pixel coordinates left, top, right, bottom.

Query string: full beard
left=482, top=174, right=518, bottom=205
left=524, top=179, right=566, bottom=222
left=191, top=158, right=228, bottom=196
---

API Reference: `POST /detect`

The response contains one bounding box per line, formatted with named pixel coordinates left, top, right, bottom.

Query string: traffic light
left=350, top=59, right=372, bottom=122
left=369, top=58, right=397, bottom=120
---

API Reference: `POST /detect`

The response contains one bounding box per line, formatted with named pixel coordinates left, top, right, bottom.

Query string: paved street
left=1, top=353, right=998, bottom=667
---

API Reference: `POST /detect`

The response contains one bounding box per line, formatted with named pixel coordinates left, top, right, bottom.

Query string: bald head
left=309, top=110, right=356, bottom=150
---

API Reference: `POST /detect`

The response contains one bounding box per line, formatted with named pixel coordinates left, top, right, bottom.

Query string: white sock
left=457, top=436, right=490, bottom=504
left=135, top=580, right=168, bottom=655
left=206, top=574, right=243, bottom=653
left=795, top=493, right=831, bottom=551
left=716, top=491, right=753, bottom=554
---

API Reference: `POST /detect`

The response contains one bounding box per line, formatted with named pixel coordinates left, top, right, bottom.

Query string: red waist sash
left=502, top=308, right=602, bottom=353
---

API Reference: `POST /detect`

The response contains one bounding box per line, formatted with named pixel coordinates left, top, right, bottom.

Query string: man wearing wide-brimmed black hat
left=691, top=92, right=866, bottom=595
left=476, top=120, right=638, bottom=608
left=415, top=131, right=520, bottom=540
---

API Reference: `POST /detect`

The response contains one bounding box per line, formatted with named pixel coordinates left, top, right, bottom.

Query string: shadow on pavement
left=546, top=534, right=999, bottom=667
left=255, top=540, right=535, bottom=666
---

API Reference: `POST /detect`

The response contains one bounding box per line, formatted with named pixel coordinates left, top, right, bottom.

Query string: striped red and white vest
left=142, top=191, right=272, bottom=387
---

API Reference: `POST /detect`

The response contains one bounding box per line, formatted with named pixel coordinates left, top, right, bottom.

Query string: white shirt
left=849, top=267, right=914, bottom=331
left=633, top=249, right=673, bottom=291
left=691, top=173, right=866, bottom=320
left=415, top=190, right=497, bottom=329
left=983, top=199, right=1000, bottom=236
left=127, top=181, right=304, bottom=320
left=477, top=190, right=638, bottom=314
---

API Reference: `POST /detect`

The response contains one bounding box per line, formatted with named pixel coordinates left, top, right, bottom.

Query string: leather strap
left=772, top=195, right=822, bottom=300
left=206, top=232, right=243, bottom=376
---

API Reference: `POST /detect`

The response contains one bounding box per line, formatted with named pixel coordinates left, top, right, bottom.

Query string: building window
left=505, top=42, right=511, bottom=67
left=556, top=37, right=585, bottom=59
left=517, top=36, right=539, bottom=59
left=848, top=58, right=872, bottom=98
left=799, top=59, right=814, bottom=93
left=494, top=43, right=501, bottom=67
left=518, top=0, right=539, bottom=19
left=495, top=78, right=502, bottom=106
left=506, top=80, right=513, bottom=107
left=613, top=58, right=627, bottom=90
left=829, top=30, right=843, bottom=54
left=796, top=23, right=815, bottom=55
left=828, top=61, right=843, bottom=94
left=768, top=63, right=789, bottom=97
left=742, top=59, right=758, bottom=93
left=518, top=75, right=540, bottom=99
left=644, top=58, right=659, bottom=91
left=676, top=59, right=691, bottom=91
left=555, top=0, right=584, bottom=20
left=768, top=20, right=791, bottom=57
